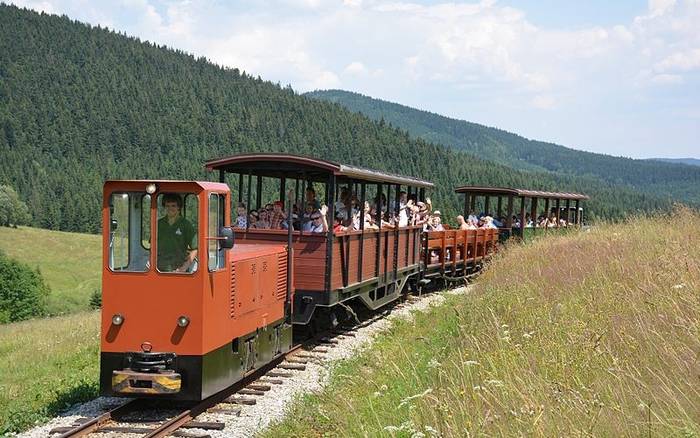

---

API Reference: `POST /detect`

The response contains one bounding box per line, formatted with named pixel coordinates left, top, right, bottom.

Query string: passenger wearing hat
left=430, top=210, right=445, bottom=231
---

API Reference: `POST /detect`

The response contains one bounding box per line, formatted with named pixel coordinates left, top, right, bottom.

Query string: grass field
left=0, top=311, right=100, bottom=435
left=264, top=208, right=700, bottom=437
left=0, top=226, right=101, bottom=315
left=2, top=212, right=698, bottom=436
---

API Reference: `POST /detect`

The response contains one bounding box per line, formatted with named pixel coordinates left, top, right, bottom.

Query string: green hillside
left=0, top=5, right=674, bottom=235
left=306, top=90, right=700, bottom=204
left=266, top=208, right=700, bottom=437
left=651, top=158, right=700, bottom=167
left=0, top=226, right=100, bottom=315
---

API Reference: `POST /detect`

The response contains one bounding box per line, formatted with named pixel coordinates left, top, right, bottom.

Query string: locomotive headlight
left=111, top=314, right=124, bottom=326
left=177, top=315, right=190, bottom=327
left=145, top=183, right=157, bottom=194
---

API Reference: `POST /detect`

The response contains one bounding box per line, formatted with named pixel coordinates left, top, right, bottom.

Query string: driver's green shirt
left=157, top=215, right=197, bottom=271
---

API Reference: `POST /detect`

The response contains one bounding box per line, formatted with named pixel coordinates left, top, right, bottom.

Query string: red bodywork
left=101, top=180, right=291, bottom=358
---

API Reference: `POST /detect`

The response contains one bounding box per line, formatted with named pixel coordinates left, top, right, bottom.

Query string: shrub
left=0, top=250, right=50, bottom=323
left=89, top=289, right=101, bottom=310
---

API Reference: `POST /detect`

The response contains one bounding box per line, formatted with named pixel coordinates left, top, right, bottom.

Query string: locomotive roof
left=455, top=186, right=589, bottom=201
left=104, top=180, right=229, bottom=191
left=205, top=153, right=435, bottom=189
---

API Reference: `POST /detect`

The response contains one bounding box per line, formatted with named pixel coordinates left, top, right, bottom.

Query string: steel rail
left=143, top=344, right=302, bottom=438
left=56, top=398, right=145, bottom=438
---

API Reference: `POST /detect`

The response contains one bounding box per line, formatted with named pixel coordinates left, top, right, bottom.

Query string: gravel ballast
left=18, top=286, right=470, bottom=438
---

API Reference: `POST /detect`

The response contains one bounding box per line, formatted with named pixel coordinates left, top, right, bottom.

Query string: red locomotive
left=100, top=154, right=586, bottom=400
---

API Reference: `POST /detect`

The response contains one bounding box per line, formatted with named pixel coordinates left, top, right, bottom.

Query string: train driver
left=157, top=193, right=198, bottom=273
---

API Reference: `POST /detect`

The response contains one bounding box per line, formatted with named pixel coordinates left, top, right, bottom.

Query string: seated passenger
left=355, top=202, right=379, bottom=230
left=256, top=210, right=271, bottom=229
left=248, top=210, right=258, bottom=228
left=269, top=201, right=286, bottom=229
left=481, top=216, right=498, bottom=229
left=303, top=205, right=328, bottom=233
left=333, top=212, right=347, bottom=233
left=235, top=202, right=247, bottom=228
left=457, top=215, right=469, bottom=230
left=431, top=211, right=445, bottom=231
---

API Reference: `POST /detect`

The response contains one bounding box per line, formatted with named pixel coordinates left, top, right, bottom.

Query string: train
left=100, top=153, right=587, bottom=401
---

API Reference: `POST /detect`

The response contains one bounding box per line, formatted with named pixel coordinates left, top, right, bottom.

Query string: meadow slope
left=0, top=226, right=101, bottom=315
left=265, top=209, right=700, bottom=437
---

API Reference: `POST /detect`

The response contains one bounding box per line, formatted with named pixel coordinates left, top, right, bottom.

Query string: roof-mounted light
left=112, top=314, right=124, bottom=326
left=177, top=315, right=190, bottom=327
left=146, top=183, right=157, bottom=194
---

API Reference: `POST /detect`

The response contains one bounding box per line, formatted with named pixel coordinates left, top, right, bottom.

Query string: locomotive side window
left=156, top=193, right=199, bottom=274
left=208, top=193, right=226, bottom=271
left=108, top=192, right=150, bottom=272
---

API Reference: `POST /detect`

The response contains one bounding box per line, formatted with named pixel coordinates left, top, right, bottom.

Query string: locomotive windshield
left=108, top=192, right=151, bottom=272
left=156, top=193, right=199, bottom=273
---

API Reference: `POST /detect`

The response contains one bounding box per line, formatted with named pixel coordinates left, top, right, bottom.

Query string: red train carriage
left=205, top=154, right=434, bottom=326
left=455, top=186, right=589, bottom=241
left=100, top=180, right=294, bottom=401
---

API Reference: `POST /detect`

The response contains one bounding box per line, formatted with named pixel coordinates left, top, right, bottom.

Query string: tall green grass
left=0, top=226, right=101, bottom=315
left=265, top=208, right=700, bottom=437
left=0, top=311, right=100, bottom=435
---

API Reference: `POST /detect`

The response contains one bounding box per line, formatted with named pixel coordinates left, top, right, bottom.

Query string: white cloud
left=654, top=49, right=700, bottom=72
left=344, top=61, right=368, bottom=76
left=650, top=73, right=684, bottom=84
left=6, top=0, right=700, bottom=157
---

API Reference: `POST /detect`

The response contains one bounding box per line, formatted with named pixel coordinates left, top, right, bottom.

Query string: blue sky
left=10, top=0, right=700, bottom=159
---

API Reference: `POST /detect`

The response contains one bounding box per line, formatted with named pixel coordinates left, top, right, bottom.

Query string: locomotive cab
left=99, top=180, right=294, bottom=401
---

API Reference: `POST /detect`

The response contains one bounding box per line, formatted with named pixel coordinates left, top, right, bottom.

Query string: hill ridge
left=0, top=4, right=678, bottom=233
left=305, top=89, right=700, bottom=203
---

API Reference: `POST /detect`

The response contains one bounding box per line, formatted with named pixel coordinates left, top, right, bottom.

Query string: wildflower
left=398, top=388, right=433, bottom=408
left=463, top=360, right=480, bottom=366
left=427, top=358, right=441, bottom=369
left=485, top=379, right=503, bottom=387
left=424, top=425, right=440, bottom=437
left=672, top=283, right=686, bottom=289
left=522, top=331, right=535, bottom=339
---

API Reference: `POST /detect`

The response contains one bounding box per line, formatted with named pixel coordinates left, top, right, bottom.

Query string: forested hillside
left=0, top=5, right=674, bottom=233
left=651, top=158, right=700, bottom=167
left=306, top=90, right=700, bottom=204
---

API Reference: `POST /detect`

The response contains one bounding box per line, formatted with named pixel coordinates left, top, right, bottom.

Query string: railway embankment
left=264, top=208, right=700, bottom=437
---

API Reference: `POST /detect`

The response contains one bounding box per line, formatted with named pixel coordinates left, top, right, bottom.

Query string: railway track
left=47, top=311, right=394, bottom=438
left=45, top=287, right=447, bottom=438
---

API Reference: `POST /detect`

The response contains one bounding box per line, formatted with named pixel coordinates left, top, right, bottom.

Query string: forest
left=307, top=90, right=700, bottom=205
left=0, top=4, right=681, bottom=234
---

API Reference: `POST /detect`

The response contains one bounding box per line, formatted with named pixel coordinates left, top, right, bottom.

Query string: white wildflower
left=522, top=331, right=535, bottom=339
left=485, top=379, right=504, bottom=387
left=672, top=283, right=686, bottom=289
left=398, top=388, right=433, bottom=408
left=384, top=425, right=401, bottom=432
left=424, top=425, right=440, bottom=437
left=463, top=360, right=480, bottom=366
left=427, top=358, right=441, bottom=369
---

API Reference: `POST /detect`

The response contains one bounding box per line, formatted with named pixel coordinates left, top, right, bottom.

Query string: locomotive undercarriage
left=100, top=318, right=293, bottom=401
